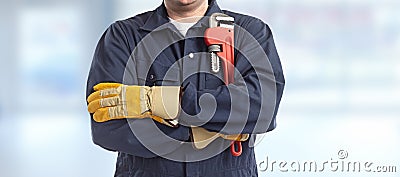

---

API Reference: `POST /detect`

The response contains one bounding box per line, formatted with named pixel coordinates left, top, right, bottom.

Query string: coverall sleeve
left=180, top=19, right=285, bottom=135
left=86, top=22, right=188, bottom=157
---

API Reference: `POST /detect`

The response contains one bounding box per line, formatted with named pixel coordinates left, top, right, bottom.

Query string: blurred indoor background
left=0, top=0, right=399, bottom=177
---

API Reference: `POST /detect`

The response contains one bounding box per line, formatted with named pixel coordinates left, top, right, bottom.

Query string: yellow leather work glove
left=87, top=83, right=181, bottom=127
left=191, top=127, right=249, bottom=149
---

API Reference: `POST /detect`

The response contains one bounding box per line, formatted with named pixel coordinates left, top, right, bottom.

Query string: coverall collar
left=140, top=0, right=222, bottom=32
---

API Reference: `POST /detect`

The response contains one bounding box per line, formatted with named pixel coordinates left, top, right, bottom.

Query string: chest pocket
left=137, top=61, right=181, bottom=86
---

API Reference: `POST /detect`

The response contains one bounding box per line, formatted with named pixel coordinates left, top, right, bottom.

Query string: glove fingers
left=92, top=105, right=178, bottom=127
left=93, top=106, right=129, bottom=122
left=93, top=83, right=122, bottom=91
left=88, top=99, right=101, bottom=113
left=88, top=96, right=121, bottom=113
left=93, top=107, right=112, bottom=122
left=93, top=106, right=128, bottom=122
left=220, top=134, right=249, bottom=141
left=87, top=90, right=120, bottom=103
left=87, top=91, right=101, bottom=103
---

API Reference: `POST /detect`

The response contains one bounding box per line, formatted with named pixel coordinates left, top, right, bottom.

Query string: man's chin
left=177, top=1, right=197, bottom=6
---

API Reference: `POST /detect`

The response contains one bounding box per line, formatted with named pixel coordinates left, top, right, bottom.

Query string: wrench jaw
left=209, top=13, right=235, bottom=28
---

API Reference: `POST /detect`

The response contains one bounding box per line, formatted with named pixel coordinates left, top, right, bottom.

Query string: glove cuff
left=150, top=86, right=181, bottom=119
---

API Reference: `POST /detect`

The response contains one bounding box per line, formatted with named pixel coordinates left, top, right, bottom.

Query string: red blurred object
left=204, top=14, right=242, bottom=156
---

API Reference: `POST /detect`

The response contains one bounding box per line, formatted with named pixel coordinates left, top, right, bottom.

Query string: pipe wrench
left=204, top=13, right=235, bottom=84
left=200, top=13, right=246, bottom=157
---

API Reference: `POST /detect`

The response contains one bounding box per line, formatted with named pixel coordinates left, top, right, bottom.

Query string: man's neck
left=164, top=0, right=208, bottom=23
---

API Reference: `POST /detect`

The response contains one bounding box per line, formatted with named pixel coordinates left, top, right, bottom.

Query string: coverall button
left=188, top=53, right=194, bottom=58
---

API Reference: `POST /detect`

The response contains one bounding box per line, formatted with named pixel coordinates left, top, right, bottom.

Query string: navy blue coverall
left=86, top=0, right=285, bottom=176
